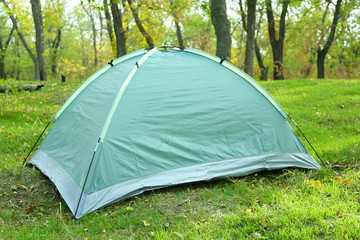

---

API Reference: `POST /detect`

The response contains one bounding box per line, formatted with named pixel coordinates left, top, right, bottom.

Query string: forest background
left=0, top=0, right=359, bottom=83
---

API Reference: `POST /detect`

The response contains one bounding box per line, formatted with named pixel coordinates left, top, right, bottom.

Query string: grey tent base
left=30, top=150, right=320, bottom=219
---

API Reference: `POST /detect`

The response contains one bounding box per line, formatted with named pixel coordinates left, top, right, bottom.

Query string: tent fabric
left=29, top=47, right=320, bottom=219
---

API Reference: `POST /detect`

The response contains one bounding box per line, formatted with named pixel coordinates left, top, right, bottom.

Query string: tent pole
left=74, top=138, right=101, bottom=219
left=287, top=114, right=326, bottom=167
left=22, top=118, right=53, bottom=165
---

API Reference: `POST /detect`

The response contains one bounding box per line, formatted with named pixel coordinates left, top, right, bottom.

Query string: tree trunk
left=255, top=40, right=268, bottom=81
left=316, top=0, right=342, bottom=79
left=210, top=0, right=231, bottom=61
left=244, top=0, right=257, bottom=76
left=266, top=0, right=289, bottom=80
left=111, top=0, right=127, bottom=57
left=0, top=52, right=4, bottom=80
left=0, top=25, right=14, bottom=80
left=174, top=15, right=184, bottom=48
left=127, top=0, right=154, bottom=48
left=1, top=0, right=40, bottom=80
left=170, top=3, right=184, bottom=48
left=103, top=0, right=116, bottom=57
left=82, top=5, right=98, bottom=67
left=31, top=0, right=47, bottom=81
left=51, top=29, right=61, bottom=76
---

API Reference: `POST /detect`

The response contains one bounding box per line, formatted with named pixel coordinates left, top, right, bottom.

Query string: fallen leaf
left=143, top=220, right=151, bottom=227
left=335, top=177, right=341, bottom=182
left=28, top=186, right=35, bottom=192
left=11, top=185, right=18, bottom=191
left=0, top=193, right=6, bottom=198
left=26, top=206, right=35, bottom=214
left=173, top=232, right=183, bottom=238
left=260, top=221, right=268, bottom=226
left=112, top=205, right=118, bottom=210
left=43, top=191, right=48, bottom=195
left=253, top=232, right=262, bottom=238
left=150, top=231, right=155, bottom=236
left=125, top=206, right=134, bottom=211
left=343, top=179, right=349, bottom=184
left=165, top=222, right=170, bottom=228
left=102, top=229, right=107, bottom=236
left=15, top=184, right=27, bottom=191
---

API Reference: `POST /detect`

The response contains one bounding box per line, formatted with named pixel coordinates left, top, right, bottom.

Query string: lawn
left=0, top=78, right=359, bottom=239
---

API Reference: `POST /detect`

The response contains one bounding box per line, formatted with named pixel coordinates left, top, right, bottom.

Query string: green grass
left=1, top=79, right=359, bottom=239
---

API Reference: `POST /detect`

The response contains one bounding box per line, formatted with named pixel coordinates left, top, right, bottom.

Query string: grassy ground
left=0, top=78, right=359, bottom=239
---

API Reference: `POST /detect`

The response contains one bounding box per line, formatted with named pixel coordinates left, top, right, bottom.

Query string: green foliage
left=0, top=78, right=359, bottom=239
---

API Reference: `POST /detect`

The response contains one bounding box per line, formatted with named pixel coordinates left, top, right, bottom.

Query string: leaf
left=143, top=220, right=151, bottom=227
left=15, top=184, right=28, bottom=191
left=173, top=232, right=184, bottom=238
left=253, top=232, right=263, bottom=238
left=0, top=193, right=6, bottom=198
left=28, top=185, right=35, bottom=192
left=26, top=206, right=35, bottom=214
left=125, top=206, right=134, bottom=211
left=102, top=229, right=107, bottom=236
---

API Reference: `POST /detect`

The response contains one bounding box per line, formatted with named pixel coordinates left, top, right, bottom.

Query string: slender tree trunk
left=31, top=0, right=47, bottom=81
left=266, top=0, right=289, bottom=80
left=51, top=29, right=61, bottom=76
left=210, top=0, right=231, bottom=61
left=127, top=0, right=154, bottom=48
left=103, top=0, right=116, bottom=57
left=0, top=52, right=4, bottom=80
left=317, top=0, right=342, bottom=79
left=174, top=16, right=184, bottom=48
left=111, top=0, right=127, bottom=57
left=244, top=0, right=257, bottom=76
left=0, top=25, right=14, bottom=80
left=255, top=40, right=268, bottom=81
left=170, top=3, right=184, bottom=48
left=82, top=5, right=98, bottom=67
left=1, top=0, right=40, bottom=80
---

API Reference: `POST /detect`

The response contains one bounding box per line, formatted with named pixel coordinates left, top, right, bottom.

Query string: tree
left=103, top=0, right=116, bottom=56
left=1, top=0, right=41, bottom=80
left=0, top=20, right=14, bottom=79
left=210, top=0, right=231, bottom=61
left=111, top=0, right=127, bottom=57
left=243, top=0, right=257, bottom=76
left=170, top=0, right=185, bottom=48
left=316, top=0, right=342, bottom=79
left=266, top=0, right=289, bottom=80
left=82, top=4, right=99, bottom=67
left=127, top=0, right=154, bottom=48
left=239, top=0, right=268, bottom=80
left=31, top=0, right=47, bottom=80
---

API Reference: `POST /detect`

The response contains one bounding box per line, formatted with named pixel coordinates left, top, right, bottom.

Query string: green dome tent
left=27, top=46, right=321, bottom=219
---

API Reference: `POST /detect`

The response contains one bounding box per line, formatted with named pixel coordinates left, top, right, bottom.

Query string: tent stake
left=22, top=119, right=53, bottom=165
left=74, top=138, right=101, bottom=219
left=287, top=114, right=326, bottom=167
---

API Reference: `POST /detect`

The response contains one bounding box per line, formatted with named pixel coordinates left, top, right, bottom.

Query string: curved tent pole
left=22, top=117, right=54, bottom=166
left=74, top=138, right=101, bottom=219
left=74, top=47, right=159, bottom=219
left=287, top=114, right=326, bottom=167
